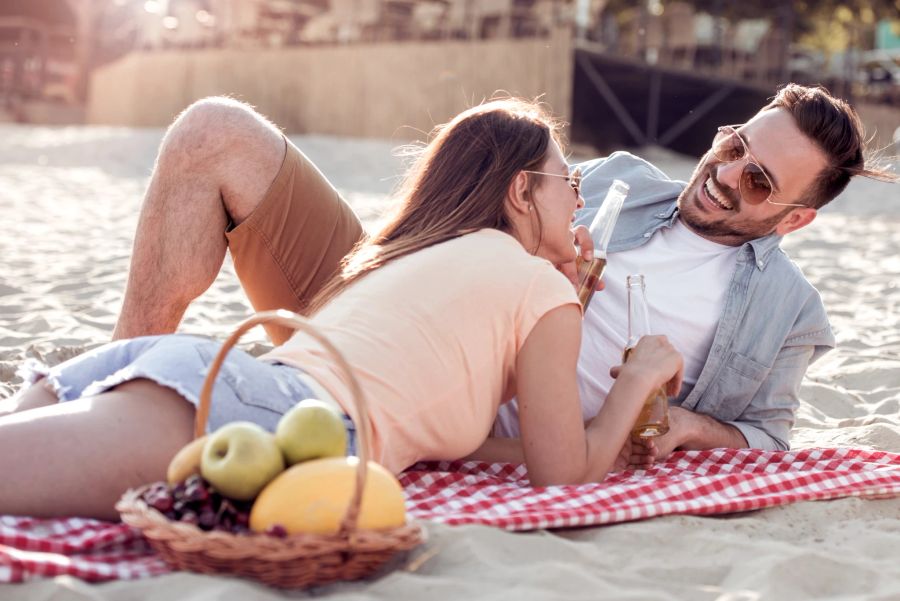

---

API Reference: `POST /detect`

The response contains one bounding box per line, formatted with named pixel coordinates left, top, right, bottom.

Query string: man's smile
left=697, top=173, right=735, bottom=212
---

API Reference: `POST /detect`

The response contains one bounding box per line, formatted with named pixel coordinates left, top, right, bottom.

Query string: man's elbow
left=768, top=435, right=790, bottom=452
left=731, top=421, right=790, bottom=452
left=752, top=430, right=790, bottom=452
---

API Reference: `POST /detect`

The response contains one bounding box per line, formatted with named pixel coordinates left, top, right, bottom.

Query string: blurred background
left=1, top=0, right=898, bottom=155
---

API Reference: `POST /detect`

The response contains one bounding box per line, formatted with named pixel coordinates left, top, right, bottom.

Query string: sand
left=1, top=124, right=899, bottom=600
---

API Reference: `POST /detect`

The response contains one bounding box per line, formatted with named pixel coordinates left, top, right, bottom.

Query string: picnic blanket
left=1, top=447, right=898, bottom=583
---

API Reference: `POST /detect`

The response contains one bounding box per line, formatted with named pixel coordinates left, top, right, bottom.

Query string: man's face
left=677, top=108, right=827, bottom=246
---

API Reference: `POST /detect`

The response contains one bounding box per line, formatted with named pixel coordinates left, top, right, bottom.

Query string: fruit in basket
left=200, top=422, right=285, bottom=501
left=275, top=399, right=348, bottom=465
left=249, top=456, right=406, bottom=535
left=166, top=435, right=209, bottom=484
left=140, top=475, right=253, bottom=534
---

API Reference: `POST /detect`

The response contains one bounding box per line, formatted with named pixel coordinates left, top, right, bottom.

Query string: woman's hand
left=610, top=335, right=684, bottom=398
left=557, top=225, right=605, bottom=293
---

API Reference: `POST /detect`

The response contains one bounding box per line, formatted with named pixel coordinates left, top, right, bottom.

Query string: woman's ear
left=506, top=171, right=531, bottom=217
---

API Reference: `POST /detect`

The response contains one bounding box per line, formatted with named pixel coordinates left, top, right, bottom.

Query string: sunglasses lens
left=713, top=129, right=746, bottom=162
left=739, top=163, right=773, bottom=205
left=713, top=128, right=775, bottom=205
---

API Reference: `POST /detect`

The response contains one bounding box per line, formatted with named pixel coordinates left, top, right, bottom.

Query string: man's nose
left=715, top=160, right=744, bottom=192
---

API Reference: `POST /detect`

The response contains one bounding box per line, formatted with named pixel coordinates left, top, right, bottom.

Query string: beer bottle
left=576, top=180, right=628, bottom=310
left=623, top=274, right=670, bottom=438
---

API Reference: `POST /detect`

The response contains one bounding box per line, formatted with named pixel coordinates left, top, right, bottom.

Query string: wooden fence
left=87, top=30, right=573, bottom=139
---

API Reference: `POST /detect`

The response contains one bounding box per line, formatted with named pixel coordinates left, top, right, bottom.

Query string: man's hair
left=764, top=83, right=896, bottom=209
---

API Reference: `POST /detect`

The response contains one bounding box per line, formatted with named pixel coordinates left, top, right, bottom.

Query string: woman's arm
left=465, top=437, right=525, bottom=464
left=516, top=305, right=683, bottom=486
left=515, top=304, right=591, bottom=485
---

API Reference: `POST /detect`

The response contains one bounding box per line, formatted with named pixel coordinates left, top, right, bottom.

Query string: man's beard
left=677, top=164, right=792, bottom=246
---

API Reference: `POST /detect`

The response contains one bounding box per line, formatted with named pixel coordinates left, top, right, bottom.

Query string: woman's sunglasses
left=523, top=166, right=583, bottom=198
left=712, top=126, right=806, bottom=208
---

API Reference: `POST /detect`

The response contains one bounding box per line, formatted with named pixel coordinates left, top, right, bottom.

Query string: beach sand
left=1, top=124, right=899, bottom=600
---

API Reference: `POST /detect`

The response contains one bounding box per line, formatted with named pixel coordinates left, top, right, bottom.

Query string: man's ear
left=506, top=171, right=531, bottom=217
left=775, top=207, right=817, bottom=236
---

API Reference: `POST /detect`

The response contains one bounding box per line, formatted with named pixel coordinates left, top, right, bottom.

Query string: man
left=112, top=84, right=890, bottom=464
left=493, top=84, right=894, bottom=466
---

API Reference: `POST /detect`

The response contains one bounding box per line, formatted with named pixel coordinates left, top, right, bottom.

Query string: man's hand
left=634, top=407, right=690, bottom=464
left=612, top=424, right=678, bottom=470
left=613, top=436, right=655, bottom=470
left=627, top=430, right=679, bottom=468
left=611, top=406, right=750, bottom=470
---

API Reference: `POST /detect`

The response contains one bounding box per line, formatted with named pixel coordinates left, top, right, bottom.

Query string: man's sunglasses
left=712, top=126, right=806, bottom=208
left=523, top=166, right=582, bottom=197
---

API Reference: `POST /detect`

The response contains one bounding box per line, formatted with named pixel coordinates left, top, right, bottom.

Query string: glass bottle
left=576, top=179, right=629, bottom=310
left=623, top=274, right=670, bottom=438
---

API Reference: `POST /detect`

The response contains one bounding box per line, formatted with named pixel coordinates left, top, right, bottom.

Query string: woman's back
left=263, top=228, right=577, bottom=472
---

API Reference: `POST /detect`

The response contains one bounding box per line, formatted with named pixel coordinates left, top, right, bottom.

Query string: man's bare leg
left=0, top=379, right=194, bottom=520
left=112, top=97, right=286, bottom=340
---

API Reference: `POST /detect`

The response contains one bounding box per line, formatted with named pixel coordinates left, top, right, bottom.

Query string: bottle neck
left=626, top=275, right=652, bottom=347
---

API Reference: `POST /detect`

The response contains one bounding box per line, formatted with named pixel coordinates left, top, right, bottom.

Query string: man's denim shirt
left=575, top=152, right=835, bottom=451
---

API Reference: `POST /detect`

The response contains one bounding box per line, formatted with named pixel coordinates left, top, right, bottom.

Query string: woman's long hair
left=308, top=98, right=562, bottom=313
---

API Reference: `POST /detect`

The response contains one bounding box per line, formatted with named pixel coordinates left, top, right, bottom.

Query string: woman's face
left=529, top=140, right=584, bottom=265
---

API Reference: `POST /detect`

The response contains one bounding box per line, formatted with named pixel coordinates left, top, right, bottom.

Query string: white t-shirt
left=494, top=218, right=740, bottom=437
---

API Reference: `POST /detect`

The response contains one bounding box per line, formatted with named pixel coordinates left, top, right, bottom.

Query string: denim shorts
left=19, top=334, right=357, bottom=455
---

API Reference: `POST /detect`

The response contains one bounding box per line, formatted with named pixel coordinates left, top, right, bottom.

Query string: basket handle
left=196, top=309, right=372, bottom=537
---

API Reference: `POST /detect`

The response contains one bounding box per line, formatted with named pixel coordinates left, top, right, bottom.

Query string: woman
left=1, top=99, right=682, bottom=520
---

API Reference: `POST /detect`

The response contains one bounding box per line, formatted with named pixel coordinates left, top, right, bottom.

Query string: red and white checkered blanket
left=403, top=447, right=900, bottom=529
left=1, top=447, right=898, bottom=583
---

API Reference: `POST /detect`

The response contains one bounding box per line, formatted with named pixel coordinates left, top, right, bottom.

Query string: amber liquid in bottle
left=624, top=274, right=670, bottom=438
left=575, top=180, right=628, bottom=312
left=622, top=347, right=670, bottom=438
left=576, top=254, right=608, bottom=310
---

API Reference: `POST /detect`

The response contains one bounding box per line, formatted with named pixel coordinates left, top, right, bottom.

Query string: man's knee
left=163, top=97, right=279, bottom=163
left=158, top=97, right=287, bottom=222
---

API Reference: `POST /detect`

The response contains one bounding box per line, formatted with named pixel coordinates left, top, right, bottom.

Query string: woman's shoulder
left=452, top=228, right=535, bottom=259
left=378, top=228, right=575, bottom=303
left=452, top=229, right=560, bottom=269
left=455, top=229, right=576, bottom=293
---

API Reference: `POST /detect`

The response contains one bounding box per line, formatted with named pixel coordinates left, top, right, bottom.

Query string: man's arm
left=624, top=344, right=818, bottom=467
left=674, top=407, right=749, bottom=449
left=623, top=407, right=748, bottom=467
left=720, top=344, right=818, bottom=451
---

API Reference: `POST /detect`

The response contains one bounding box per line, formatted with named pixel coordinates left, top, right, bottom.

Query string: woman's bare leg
left=0, top=379, right=194, bottom=520
left=0, top=379, right=59, bottom=417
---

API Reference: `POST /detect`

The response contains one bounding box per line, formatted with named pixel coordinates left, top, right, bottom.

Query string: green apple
left=200, top=422, right=285, bottom=501
left=275, top=399, right=348, bottom=465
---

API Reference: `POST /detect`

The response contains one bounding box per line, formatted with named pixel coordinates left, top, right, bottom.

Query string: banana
left=166, top=435, right=209, bottom=484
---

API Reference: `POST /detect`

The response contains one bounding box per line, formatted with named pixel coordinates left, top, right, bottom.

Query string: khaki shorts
left=225, top=138, right=365, bottom=345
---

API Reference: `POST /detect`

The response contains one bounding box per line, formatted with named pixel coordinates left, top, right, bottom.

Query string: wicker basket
left=117, top=310, right=426, bottom=588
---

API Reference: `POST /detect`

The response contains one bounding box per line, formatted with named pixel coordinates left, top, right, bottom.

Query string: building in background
left=2, top=0, right=898, bottom=149
left=877, top=19, right=900, bottom=50
left=0, top=0, right=77, bottom=116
